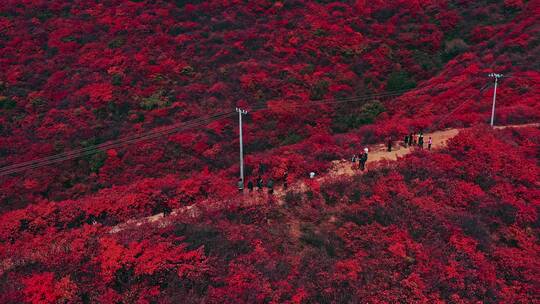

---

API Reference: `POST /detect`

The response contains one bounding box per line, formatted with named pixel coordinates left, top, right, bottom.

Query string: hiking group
left=237, top=131, right=434, bottom=194
left=237, top=164, right=295, bottom=195
left=351, top=147, right=369, bottom=171
left=403, top=132, right=432, bottom=150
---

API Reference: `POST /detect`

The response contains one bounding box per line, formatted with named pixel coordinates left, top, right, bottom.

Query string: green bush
left=441, top=38, right=469, bottom=62
left=284, top=190, right=303, bottom=205
left=280, top=132, right=304, bottom=146
left=139, top=91, right=170, bottom=110
left=386, top=70, right=416, bottom=92
left=89, top=151, right=107, bottom=173
left=0, top=96, right=16, bottom=110
left=168, top=26, right=185, bottom=36
left=108, top=37, right=125, bottom=49
left=313, top=28, right=328, bottom=37
left=309, top=80, right=329, bottom=100
left=180, top=65, right=195, bottom=76
left=331, top=100, right=386, bottom=133
left=111, top=74, right=123, bottom=86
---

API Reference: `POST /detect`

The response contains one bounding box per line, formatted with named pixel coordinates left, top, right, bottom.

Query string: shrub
left=139, top=91, right=170, bottom=110
left=332, top=101, right=386, bottom=133
left=89, top=151, right=107, bottom=173
left=280, top=132, right=304, bottom=145
left=108, top=37, right=125, bottom=49
left=386, top=70, right=416, bottom=92
left=0, top=96, right=16, bottom=110
left=310, top=80, right=329, bottom=100
left=441, top=38, right=469, bottom=62
left=111, top=74, right=123, bottom=86
left=284, top=190, right=303, bottom=205
left=320, top=178, right=350, bottom=205
left=313, top=28, right=328, bottom=37
left=180, top=65, right=195, bottom=76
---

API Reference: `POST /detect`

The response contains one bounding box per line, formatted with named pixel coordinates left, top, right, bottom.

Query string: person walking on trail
left=267, top=179, right=274, bottom=195
left=428, top=137, right=432, bottom=150
left=409, top=133, right=414, bottom=146
left=237, top=178, right=244, bottom=193
left=256, top=176, right=263, bottom=191
left=404, top=134, right=409, bottom=147
left=387, top=139, right=393, bottom=152
left=418, top=133, right=424, bottom=149
left=359, top=154, right=365, bottom=171
left=359, top=148, right=368, bottom=171
left=247, top=180, right=254, bottom=192
left=412, top=133, right=418, bottom=146
left=258, top=163, right=266, bottom=175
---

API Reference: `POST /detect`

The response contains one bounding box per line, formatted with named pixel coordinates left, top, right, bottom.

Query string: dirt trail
left=325, top=123, right=538, bottom=179
left=109, top=123, right=538, bottom=234
left=326, top=128, right=459, bottom=178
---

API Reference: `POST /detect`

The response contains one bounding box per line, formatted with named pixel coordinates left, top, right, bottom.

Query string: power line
left=0, top=111, right=235, bottom=171
left=0, top=112, right=236, bottom=176
left=248, top=88, right=422, bottom=112
left=1, top=88, right=424, bottom=176
left=0, top=80, right=478, bottom=176
left=428, top=82, right=492, bottom=131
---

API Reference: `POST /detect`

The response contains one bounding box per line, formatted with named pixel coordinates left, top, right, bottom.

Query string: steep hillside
left=0, top=0, right=539, bottom=303
left=1, top=0, right=538, bottom=209
left=1, top=126, right=538, bottom=303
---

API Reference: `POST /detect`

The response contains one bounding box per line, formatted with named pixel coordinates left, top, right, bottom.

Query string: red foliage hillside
left=1, top=0, right=538, bottom=208
left=0, top=0, right=539, bottom=303
left=1, top=126, right=538, bottom=303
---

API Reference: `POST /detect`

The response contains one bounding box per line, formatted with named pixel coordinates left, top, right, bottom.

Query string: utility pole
left=236, top=108, right=248, bottom=189
left=488, top=73, right=503, bottom=127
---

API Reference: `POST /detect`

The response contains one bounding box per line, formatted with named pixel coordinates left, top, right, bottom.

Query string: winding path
left=109, top=123, right=539, bottom=234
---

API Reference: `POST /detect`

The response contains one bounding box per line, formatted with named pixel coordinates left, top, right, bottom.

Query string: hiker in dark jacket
left=237, top=178, right=244, bottom=192
left=256, top=177, right=263, bottom=191
left=387, top=139, right=392, bottom=152
left=247, top=180, right=254, bottom=192
left=404, top=134, right=409, bottom=147
left=267, top=179, right=274, bottom=194
left=359, top=148, right=368, bottom=171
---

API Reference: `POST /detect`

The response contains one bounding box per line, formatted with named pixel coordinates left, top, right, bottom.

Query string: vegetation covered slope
left=1, top=126, right=538, bottom=303
left=0, top=0, right=539, bottom=303
left=0, top=0, right=538, bottom=208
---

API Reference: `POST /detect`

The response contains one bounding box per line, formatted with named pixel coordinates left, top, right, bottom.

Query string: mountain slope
left=0, top=0, right=538, bottom=208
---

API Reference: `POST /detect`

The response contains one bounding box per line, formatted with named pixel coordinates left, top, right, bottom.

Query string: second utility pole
left=236, top=108, right=248, bottom=189
left=488, top=73, right=503, bottom=127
